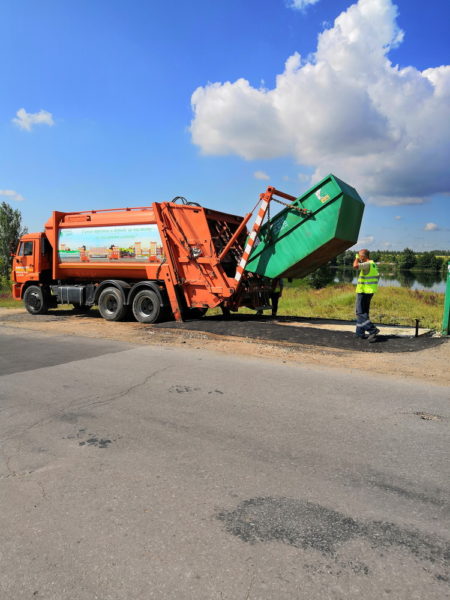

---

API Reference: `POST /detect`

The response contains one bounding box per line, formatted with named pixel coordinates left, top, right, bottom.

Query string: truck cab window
left=19, top=241, right=34, bottom=256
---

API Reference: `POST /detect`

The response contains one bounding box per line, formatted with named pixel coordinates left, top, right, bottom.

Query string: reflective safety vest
left=356, top=260, right=379, bottom=294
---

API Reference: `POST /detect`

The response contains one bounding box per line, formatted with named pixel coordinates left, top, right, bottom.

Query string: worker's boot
left=367, top=328, right=380, bottom=343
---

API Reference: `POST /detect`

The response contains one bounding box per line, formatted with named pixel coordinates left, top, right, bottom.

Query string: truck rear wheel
left=98, top=287, right=127, bottom=321
left=132, top=289, right=161, bottom=324
left=24, top=285, right=49, bottom=315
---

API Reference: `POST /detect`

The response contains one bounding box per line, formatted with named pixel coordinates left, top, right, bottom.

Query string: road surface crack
left=70, top=366, right=171, bottom=411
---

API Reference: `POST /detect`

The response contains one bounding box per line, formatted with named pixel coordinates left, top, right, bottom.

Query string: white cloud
left=253, top=170, right=270, bottom=180
left=298, top=173, right=310, bottom=182
left=424, top=222, right=439, bottom=231
left=190, top=0, right=450, bottom=206
left=357, top=235, right=375, bottom=245
left=12, top=108, right=54, bottom=131
left=394, top=215, right=402, bottom=220
left=288, top=0, right=321, bottom=11
left=0, top=189, right=25, bottom=202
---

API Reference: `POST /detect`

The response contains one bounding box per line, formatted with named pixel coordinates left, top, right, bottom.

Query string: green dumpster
left=245, top=174, right=365, bottom=279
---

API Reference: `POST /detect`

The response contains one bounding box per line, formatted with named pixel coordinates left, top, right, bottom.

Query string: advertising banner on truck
left=58, top=224, right=165, bottom=263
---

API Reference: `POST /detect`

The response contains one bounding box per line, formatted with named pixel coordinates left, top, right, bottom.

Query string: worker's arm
left=354, top=261, right=370, bottom=273
left=353, top=253, right=371, bottom=272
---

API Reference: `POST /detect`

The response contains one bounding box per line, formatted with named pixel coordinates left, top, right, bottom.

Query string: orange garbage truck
left=10, top=190, right=282, bottom=323
left=11, top=175, right=365, bottom=323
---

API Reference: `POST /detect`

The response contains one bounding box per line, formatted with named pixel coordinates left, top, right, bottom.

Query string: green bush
left=0, top=275, right=11, bottom=291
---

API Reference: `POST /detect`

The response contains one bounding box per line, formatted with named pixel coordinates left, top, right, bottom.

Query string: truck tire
left=132, top=289, right=161, bottom=323
left=98, top=287, right=127, bottom=321
left=24, top=285, right=49, bottom=315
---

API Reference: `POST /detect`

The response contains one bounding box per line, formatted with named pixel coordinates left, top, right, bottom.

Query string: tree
left=336, top=250, right=353, bottom=266
left=0, top=202, right=27, bottom=280
left=328, top=254, right=338, bottom=267
left=416, top=252, right=443, bottom=271
left=308, top=265, right=335, bottom=289
left=398, top=247, right=416, bottom=270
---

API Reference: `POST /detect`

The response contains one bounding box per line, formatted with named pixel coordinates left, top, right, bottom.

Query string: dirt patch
left=1, top=308, right=449, bottom=386
left=153, top=314, right=444, bottom=354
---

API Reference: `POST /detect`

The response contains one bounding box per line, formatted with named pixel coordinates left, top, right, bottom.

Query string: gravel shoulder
left=1, top=307, right=449, bottom=387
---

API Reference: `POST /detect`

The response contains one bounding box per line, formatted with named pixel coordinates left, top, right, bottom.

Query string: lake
left=332, top=268, right=447, bottom=293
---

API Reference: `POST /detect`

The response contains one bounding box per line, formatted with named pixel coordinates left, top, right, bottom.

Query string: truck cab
left=12, top=233, right=52, bottom=301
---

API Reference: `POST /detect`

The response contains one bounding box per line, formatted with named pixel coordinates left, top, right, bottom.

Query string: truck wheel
left=24, top=285, right=49, bottom=315
left=98, top=287, right=126, bottom=321
left=132, top=289, right=161, bottom=323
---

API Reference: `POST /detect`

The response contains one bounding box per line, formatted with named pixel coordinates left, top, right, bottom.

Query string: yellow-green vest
left=356, top=261, right=379, bottom=294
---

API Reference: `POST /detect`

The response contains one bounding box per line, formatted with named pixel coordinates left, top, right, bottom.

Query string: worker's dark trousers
left=271, top=292, right=281, bottom=316
left=355, top=293, right=377, bottom=336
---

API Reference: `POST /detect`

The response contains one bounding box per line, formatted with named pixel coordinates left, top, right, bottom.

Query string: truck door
left=14, top=239, right=39, bottom=283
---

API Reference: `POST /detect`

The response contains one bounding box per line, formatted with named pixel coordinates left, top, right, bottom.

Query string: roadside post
left=442, top=260, right=450, bottom=336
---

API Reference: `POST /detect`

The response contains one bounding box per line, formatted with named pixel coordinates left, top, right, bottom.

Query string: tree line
left=0, top=202, right=27, bottom=286
left=333, top=249, right=449, bottom=272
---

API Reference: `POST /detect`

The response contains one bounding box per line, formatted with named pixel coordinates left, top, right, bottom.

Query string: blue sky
left=1, top=0, right=449, bottom=251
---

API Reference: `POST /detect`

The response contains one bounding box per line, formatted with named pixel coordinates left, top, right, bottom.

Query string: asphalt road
left=0, top=326, right=449, bottom=599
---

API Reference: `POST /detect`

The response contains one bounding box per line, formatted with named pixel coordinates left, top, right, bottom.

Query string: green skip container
left=245, top=174, right=365, bottom=279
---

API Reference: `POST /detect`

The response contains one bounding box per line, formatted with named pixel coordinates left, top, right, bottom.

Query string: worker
left=270, top=277, right=283, bottom=318
left=353, top=249, right=380, bottom=341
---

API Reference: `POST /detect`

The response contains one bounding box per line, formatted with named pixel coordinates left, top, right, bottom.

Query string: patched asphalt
left=155, top=314, right=446, bottom=353
left=217, top=496, right=450, bottom=565
left=0, top=330, right=131, bottom=375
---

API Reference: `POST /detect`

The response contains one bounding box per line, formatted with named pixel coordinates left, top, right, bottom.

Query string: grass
left=279, top=284, right=444, bottom=330
left=1, top=283, right=445, bottom=330
left=224, top=284, right=444, bottom=330
left=0, top=289, right=18, bottom=308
